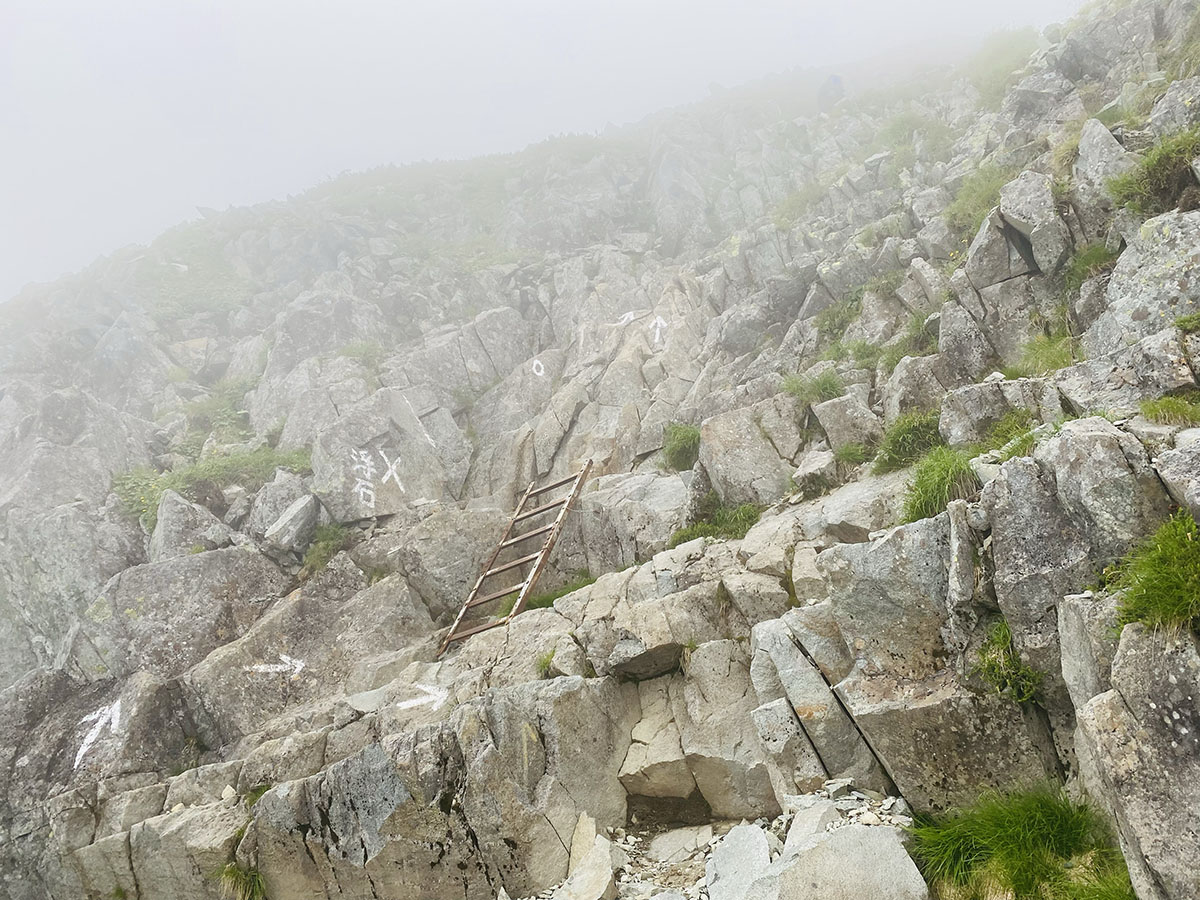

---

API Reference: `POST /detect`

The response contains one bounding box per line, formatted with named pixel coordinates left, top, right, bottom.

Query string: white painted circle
left=532, top=360, right=546, bottom=377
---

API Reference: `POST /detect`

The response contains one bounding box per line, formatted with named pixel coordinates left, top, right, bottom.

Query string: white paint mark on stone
left=532, top=359, right=546, bottom=377
left=350, top=448, right=377, bottom=509
left=377, top=449, right=405, bottom=492
left=615, top=311, right=637, bottom=326
left=75, top=700, right=122, bottom=770
left=651, top=315, right=668, bottom=346
left=395, top=682, right=449, bottom=711
left=245, top=654, right=306, bottom=678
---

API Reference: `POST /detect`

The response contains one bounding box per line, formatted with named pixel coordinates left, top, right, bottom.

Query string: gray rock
left=1149, top=76, right=1200, bottom=136
left=812, top=394, right=884, bottom=451
left=750, top=697, right=827, bottom=803
left=1077, top=625, right=1200, bottom=900
left=648, top=824, right=713, bottom=865
left=263, top=493, right=318, bottom=554
left=964, top=212, right=1036, bottom=291
left=1056, top=328, right=1196, bottom=415
left=1084, top=212, right=1200, bottom=357
left=880, top=354, right=954, bottom=424
left=1154, top=438, right=1200, bottom=519
left=706, top=824, right=771, bottom=900
left=148, top=489, right=234, bottom=562
left=672, top=640, right=779, bottom=818
left=938, top=299, right=996, bottom=382
left=700, top=398, right=798, bottom=505
left=247, top=469, right=309, bottom=538
left=748, top=824, right=929, bottom=900
left=782, top=796, right=840, bottom=853
left=999, top=171, right=1071, bottom=274
left=619, top=676, right=696, bottom=800
left=819, top=515, right=951, bottom=680
left=70, top=547, right=287, bottom=682
left=938, top=377, right=1066, bottom=448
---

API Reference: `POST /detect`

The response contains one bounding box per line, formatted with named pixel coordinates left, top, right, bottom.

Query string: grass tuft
left=972, top=620, right=1043, bottom=703
left=908, top=787, right=1133, bottom=900
left=880, top=313, right=939, bottom=376
left=112, top=448, right=311, bottom=531
left=1175, top=311, right=1200, bottom=334
left=1111, top=510, right=1200, bottom=632
left=782, top=370, right=845, bottom=407
left=814, top=295, right=863, bottom=341
left=535, top=649, right=556, bottom=679
left=834, top=442, right=871, bottom=467
left=663, top=422, right=701, bottom=471
left=1063, top=244, right=1120, bottom=296
left=301, top=524, right=354, bottom=578
left=902, top=447, right=980, bottom=523
left=946, top=165, right=1017, bottom=241
left=873, top=410, right=944, bottom=474
left=669, top=491, right=762, bottom=548
left=1140, top=391, right=1200, bottom=425
left=243, top=783, right=272, bottom=809
left=1109, top=127, right=1200, bottom=217
left=496, top=572, right=597, bottom=616
left=216, top=862, right=268, bottom=900
left=1004, top=333, right=1081, bottom=378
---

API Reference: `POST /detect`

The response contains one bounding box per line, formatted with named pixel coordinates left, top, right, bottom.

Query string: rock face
left=1, top=4, right=1195, bottom=897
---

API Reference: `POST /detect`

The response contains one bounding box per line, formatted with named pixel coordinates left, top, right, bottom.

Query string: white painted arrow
left=395, top=682, right=449, bottom=712
left=614, top=310, right=637, bottom=326
left=75, top=700, right=121, bottom=770
left=245, top=654, right=306, bottom=677
left=650, top=315, right=668, bottom=346
left=403, top=396, right=437, bottom=447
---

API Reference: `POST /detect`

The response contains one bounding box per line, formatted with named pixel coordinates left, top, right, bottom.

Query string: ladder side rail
left=439, top=480, right=536, bottom=654
left=508, top=459, right=593, bottom=620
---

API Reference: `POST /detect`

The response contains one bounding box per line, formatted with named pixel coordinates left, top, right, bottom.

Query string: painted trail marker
left=75, top=700, right=122, bottom=770
left=651, top=315, right=668, bottom=346
left=532, top=359, right=546, bottom=377
left=395, top=682, right=449, bottom=711
left=245, top=654, right=306, bottom=678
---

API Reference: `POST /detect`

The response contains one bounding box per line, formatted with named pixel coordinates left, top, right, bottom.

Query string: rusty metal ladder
left=437, top=459, right=593, bottom=656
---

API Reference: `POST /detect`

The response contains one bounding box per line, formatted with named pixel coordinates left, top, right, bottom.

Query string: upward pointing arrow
left=651, top=316, right=668, bottom=346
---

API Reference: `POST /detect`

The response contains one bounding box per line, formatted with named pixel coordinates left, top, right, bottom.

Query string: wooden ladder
left=437, top=459, right=593, bottom=656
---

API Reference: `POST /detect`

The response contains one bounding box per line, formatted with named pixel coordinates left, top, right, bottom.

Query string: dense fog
left=3, top=0, right=1083, bottom=303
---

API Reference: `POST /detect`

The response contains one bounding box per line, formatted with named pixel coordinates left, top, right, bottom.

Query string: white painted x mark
left=377, top=449, right=405, bottom=492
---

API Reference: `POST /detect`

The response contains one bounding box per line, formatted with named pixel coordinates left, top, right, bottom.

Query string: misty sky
left=1, top=0, right=1086, bottom=303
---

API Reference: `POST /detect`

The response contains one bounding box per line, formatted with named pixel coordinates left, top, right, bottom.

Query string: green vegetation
left=945, top=165, right=1017, bottom=241
left=1140, top=391, right=1200, bottom=425
left=879, top=314, right=939, bottom=376
left=1176, top=311, right=1200, bottom=333
left=134, top=222, right=256, bottom=326
left=669, top=491, right=762, bottom=548
left=535, top=649, right=556, bottom=679
left=244, top=783, right=272, bottom=809
left=1167, top=7, right=1200, bottom=80
left=771, top=181, right=827, bottom=229
left=972, top=620, right=1044, bottom=703
left=1109, top=127, right=1200, bottom=217
left=982, top=409, right=1040, bottom=461
left=216, top=862, right=268, bottom=900
left=782, top=370, right=845, bottom=407
left=496, top=572, right=597, bottom=616
left=181, top=377, right=257, bottom=448
left=823, top=338, right=884, bottom=367
left=962, top=28, right=1040, bottom=108
left=301, top=524, right=354, bottom=577
left=902, top=447, right=980, bottom=523
left=663, top=422, right=701, bottom=471
left=833, top=442, right=871, bottom=468
left=1063, top=244, right=1120, bottom=296
left=1004, top=332, right=1081, bottom=378
left=984, top=408, right=1035, bottom=451
left=873, top=109, right=957, bottom=174
left=113, top=447, right=311, bottom=531
left=873, top=410, right=944, bottom=474
left=908, top=787, right=1134, bottom=900
left=814, top=295, right=862, bottom=341
left=1111, top=510, right=1200, bottom=632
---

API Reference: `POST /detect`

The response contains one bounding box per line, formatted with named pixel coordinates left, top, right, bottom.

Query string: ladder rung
left=529, top=470, right=582, bottom=496
left=469, top=583, right=525, bottom=608
left=484, top=551, right=542, bottom=578
left=514, top=496, right=568, bottom=522
left=499, top=523, right=555, bottom=549
left=446, top=618, right=509, bottom=643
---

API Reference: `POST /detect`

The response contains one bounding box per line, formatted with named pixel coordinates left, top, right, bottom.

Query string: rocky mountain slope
left=3, top=1, right=1200, bottom=898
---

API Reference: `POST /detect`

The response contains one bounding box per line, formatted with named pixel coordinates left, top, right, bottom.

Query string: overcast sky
left=1, top=0, right=1085, bottom=303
